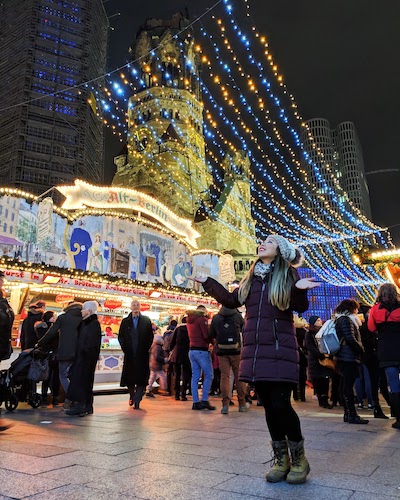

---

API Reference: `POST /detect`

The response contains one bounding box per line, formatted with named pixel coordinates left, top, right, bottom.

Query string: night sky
left=104, top=0, right=400, bottom=238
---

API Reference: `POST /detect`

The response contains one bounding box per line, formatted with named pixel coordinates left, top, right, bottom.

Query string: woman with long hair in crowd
left=368, top=283, right=400, bottom=429
left=193, top=235, right=319, bottom=485
left=334, top=299, right=368, bottom=424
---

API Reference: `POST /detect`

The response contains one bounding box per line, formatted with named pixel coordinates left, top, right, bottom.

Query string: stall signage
left=55, top=294, right=74, bottom=303
left=103, top=299, right=123, bottom=310
left=56, top=180, right=200, bottom=248
left=3, top=269, right=219, bottom=307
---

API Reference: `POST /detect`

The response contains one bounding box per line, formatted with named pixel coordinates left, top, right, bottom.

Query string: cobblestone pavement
left=0, top=390, right=399, bottom=499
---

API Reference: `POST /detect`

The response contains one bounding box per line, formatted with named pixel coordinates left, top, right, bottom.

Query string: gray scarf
left=254, top=261, right=271, bottom=280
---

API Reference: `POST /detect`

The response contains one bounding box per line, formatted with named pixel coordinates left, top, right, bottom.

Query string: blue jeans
left=58, top=361, right=71, bottom=393
left=355, top=364, right=373, bottom=405
left=385, top=366, right=400, bottom=393
left=189, top=350, right=213, bottom=403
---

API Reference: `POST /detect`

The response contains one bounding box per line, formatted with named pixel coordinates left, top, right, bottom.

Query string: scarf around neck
left=334, top=312, right=362, bottom=328
left=254, top=261, right=271, bottom=280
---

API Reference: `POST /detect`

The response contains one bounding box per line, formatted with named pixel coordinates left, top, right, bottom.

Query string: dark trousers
left=336, top=361, right=360, bottom=406
left=293, top=365, right=307, bottom=401
left=129, top=385, right=145, bottom=404
left=41, top=358, right=60, bottom=401
left=313, top=376, right=330, bottom=398
left=173, top=359, right=191, bottom=395
left=211, top=368, right=221, bottom=394
left=255, top=381, right=303, bottom=442
left=330, top=372, right=342, bottom=405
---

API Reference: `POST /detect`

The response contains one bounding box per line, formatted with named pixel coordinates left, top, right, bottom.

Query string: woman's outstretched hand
left=188, top=276, right=208, bottom=283
left=295, top=277, right=321, bottom=290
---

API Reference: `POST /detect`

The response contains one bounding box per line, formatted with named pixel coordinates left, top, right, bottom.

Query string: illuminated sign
left=56, top=180, right=200, bottom=248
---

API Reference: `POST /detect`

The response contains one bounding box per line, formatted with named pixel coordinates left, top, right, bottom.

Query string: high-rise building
left=301, top=118, right=372, bottom=222
left=0, top=0, right=108, bottom=195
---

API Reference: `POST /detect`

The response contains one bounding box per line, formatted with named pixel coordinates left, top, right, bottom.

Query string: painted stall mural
left=0, top=195, right=223, bottom=287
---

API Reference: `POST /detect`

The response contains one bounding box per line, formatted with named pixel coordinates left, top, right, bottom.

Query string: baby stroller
left=0, top=347, right=49, bottom=411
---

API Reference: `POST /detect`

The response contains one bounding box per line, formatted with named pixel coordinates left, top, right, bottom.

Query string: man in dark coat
left=66, top=301, right=102, bottom=416
left=37, top=302, right=82, bottom=406
left=20, top=300, right=46, bottom=350
left=0, top=271, right=14, bottom=431
left=169, top=317, right=191, bottom=401
left=118, top=298, right=153, bottom=409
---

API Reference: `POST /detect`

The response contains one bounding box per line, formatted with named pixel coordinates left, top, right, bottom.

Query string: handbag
left=0, top=341, right=13, bottom=361
left=27, top=358, right=50, bottom=382
left=318, top=356, right=336, bottom=370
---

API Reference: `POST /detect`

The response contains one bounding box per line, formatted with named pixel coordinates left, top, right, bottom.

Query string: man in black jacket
left=209, top=306, right=248, bottom=414
left=118, top=298, right=153, bottom=409
left=0, top=271, right=14, bottom=431
left=37, top=302, right=82, bottom=407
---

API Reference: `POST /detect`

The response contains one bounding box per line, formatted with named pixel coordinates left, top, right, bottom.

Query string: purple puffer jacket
left=203, top=270, right=308, bottom=384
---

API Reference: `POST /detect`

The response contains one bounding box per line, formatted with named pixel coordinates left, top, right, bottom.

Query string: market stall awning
left=0, top=235, right=23, bottom=246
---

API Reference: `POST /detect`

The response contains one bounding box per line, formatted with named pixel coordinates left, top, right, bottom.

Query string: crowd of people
left=0, top=233, right=400, bottom=486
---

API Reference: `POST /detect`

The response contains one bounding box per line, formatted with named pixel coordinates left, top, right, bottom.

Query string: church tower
left=113, top=13, right=212, bottom=219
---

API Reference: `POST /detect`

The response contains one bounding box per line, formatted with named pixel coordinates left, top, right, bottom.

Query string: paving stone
left=0, top=469, right=66, bottom=499
left=213, top=475, right=354, bottom=499
left=28, top=484, right=132, bottom=499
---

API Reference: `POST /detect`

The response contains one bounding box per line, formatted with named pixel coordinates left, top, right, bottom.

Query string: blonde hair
left=237, top=254, right=296, bottom=311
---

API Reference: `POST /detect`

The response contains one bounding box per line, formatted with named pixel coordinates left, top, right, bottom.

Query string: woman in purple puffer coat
left=194, top=235, right=319, bottom=485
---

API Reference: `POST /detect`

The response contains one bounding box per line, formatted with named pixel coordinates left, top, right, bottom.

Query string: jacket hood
left=218, top=306, right=239, bottom=317
left=186, top=309, right=207, bottom=323
left=64, top=302, right=83, bottom=313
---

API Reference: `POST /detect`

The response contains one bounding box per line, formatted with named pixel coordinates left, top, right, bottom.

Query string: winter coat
left=149, top=342, right=165, bottom=371
left=334, top=315, right=364, bottom=364
left=296, top=327, right=308, bottom=368
left=169, top=324, right=190, bottom=364
left=203, top=269, right=309, bottom=384
left=37, top=303, right=82, bottom=361
left=20, top=307, right=44, bottom=350
left=67, top=314, right=102, bottom=403
left=209, top=307, right=244, bottom=356
left=368, top=302, right=400, bottom=367
left=186, top=309, right=210, bottom=351
left=0, top=297, right=14, bottom=361
left=118, top=313, right=153, bottom=387
left=305, top=326, right=332, bottom=379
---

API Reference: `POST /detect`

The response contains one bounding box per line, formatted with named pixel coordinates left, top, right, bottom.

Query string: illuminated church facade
left=113, top=12, right=256, bottom=258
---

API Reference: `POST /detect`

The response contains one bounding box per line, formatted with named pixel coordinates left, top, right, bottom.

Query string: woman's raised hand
left=188, top=276, right=208, bottom=283
left=295, top=277, right=321, bottom=290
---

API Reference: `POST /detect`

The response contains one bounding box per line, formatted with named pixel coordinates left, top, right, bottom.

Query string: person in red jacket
left=186, top=305, right=216, bottom=411
left=368, top=283, right=400, bottom=430
left=194, top=234, right=319, bottom=485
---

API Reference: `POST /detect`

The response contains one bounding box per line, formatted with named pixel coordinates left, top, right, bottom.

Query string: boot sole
left=266, top=472, right=289, bottom=483
left=286, top=464, right=311, bottom=484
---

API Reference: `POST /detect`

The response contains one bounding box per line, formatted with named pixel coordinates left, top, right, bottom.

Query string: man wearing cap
left=20, top=300, right=46, bottom=350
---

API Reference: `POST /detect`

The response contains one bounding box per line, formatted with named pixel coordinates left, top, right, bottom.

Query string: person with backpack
left=334, top=299, right=368, bottom=425
left=193, top=234, right=319, bottom=485
left=368, top=283, right=400, bottom=429
left=209, top=306, right=247, bottom=414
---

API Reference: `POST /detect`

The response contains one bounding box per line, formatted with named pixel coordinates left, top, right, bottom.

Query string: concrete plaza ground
left=0, top=390, right=399, bottom=500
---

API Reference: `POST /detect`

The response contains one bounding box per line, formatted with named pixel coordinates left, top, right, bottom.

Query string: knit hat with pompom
left=269, top=235, right=304, bottom=267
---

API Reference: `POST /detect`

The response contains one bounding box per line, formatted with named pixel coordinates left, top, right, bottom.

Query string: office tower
left=0, top=0, right=108, bottom=195
left=301, top=118, right=372, bottom=222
